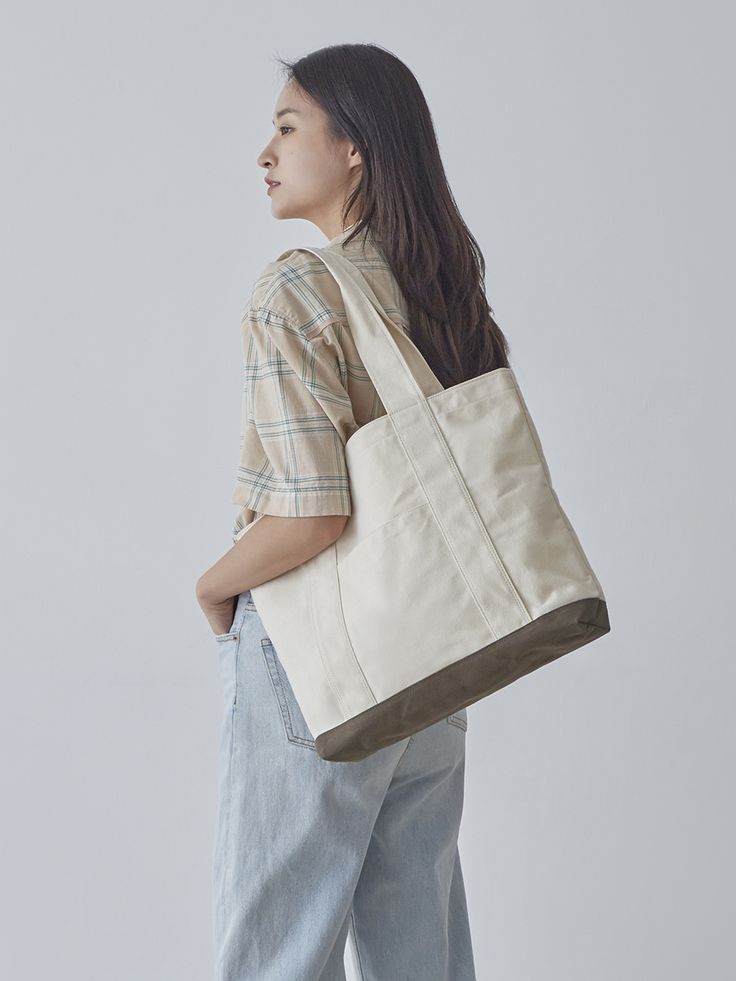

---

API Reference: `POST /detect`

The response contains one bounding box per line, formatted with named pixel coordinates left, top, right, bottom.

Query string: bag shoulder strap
left=275, top=245, right=444, bottom=413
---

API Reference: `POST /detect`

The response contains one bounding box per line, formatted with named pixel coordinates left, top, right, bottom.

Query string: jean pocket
left=260, top=638, right=317, bottom=751
left=213, top=591, right=258, bottom=642
left=215, top=632, right=240, bottom=711
left=214, top=604, right=246, bottom=642
left=214, top=628, right=239, bottom=642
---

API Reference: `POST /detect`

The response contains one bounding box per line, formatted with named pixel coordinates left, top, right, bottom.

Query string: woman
left=196, top=42, right=511, bottom=981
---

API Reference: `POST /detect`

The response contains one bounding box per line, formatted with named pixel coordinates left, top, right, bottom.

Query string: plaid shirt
left=231, top=223, right=410, bottom=543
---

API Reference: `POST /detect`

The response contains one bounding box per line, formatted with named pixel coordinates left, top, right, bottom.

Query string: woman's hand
left=196, top=580, right=237, bottom=635
left=195, top=514, right=346, bottom=636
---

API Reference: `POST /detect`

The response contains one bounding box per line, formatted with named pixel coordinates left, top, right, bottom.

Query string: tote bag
left=243, top=245, right=611, bottom=762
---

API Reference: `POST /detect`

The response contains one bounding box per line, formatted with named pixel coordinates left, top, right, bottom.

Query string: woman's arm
left=196, top=513, right=349, bottom=633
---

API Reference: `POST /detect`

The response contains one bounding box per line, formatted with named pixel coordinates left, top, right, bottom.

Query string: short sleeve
left=230, top=303, right=357, bottom=519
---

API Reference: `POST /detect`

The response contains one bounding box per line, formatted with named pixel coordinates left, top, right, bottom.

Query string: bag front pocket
left=260, top=638, right=317, bottom=751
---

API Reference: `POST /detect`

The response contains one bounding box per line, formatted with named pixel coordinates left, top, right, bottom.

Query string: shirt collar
left=327, top=221, right=359, bottom=245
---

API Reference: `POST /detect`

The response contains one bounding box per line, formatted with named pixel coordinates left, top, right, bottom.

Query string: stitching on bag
left=308, top=556, right=350, bottom=718
left=429, top=382, right=516, bottom=419
left=388, top=408, right=510, bottom=640
left=333, top=258, right=528, bottom=631
left=510, top=374, right=605, bottom=599
left=426, top=366, right=514, bottom=403
left=509, top=374, right=553, bottom=488
left=299, top=249, right=523, bottom=662
left=425, top=402, right=529, bottom=623
left=578, top=617, right=603, bottom=628
left=338, top=502, right=429, bottom=562
left=345, top=376, right=516, bottom=477
left=329, top=542, right=377, bottom=703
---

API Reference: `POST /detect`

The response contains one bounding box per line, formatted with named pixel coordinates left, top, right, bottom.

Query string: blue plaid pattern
left=231, top=225, right=409, bottom=542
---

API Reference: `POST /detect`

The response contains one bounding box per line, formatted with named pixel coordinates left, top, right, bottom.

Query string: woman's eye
left=280, top=126, right=293, bottom=136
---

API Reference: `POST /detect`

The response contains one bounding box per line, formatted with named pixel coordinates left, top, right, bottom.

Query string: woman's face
left=257, top=81, right=362, bottom=237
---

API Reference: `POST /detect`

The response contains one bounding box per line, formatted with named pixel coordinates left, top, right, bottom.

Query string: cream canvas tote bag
left=243, top=245, right=611, bottom=762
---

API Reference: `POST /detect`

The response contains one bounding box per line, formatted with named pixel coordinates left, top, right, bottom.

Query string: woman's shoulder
left=247, top=235, right=408, bottom=336
left=247, top=246, right=351, bottom=337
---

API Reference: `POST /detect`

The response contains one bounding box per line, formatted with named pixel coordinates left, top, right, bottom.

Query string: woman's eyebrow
left=271, top=108, right=302, bottom=124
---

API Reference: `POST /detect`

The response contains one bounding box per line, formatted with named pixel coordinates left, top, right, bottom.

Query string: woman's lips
left=267, top=182, right=281, bottom=194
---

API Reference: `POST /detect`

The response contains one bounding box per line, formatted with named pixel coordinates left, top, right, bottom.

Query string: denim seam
left=392, top=733, right=415, bottom=774
left=221, top=628, right=243, bottom=913
left=260, top=639, right=317, bottom=752
left=349, top=907, right=367, bottom=981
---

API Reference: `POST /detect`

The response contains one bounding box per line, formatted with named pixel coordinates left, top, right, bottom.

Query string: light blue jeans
left=212, top=588, right=476, bottom=981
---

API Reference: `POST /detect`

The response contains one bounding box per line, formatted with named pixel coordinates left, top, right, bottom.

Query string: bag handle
left=275, top=246, right=445, bottom=414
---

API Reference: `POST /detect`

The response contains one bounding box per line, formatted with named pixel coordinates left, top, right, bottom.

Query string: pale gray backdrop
left=2, top=2, right=733, bottom=979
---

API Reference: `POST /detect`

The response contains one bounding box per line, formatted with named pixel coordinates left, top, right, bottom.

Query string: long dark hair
left=275, top=42, right=511, bottom=389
